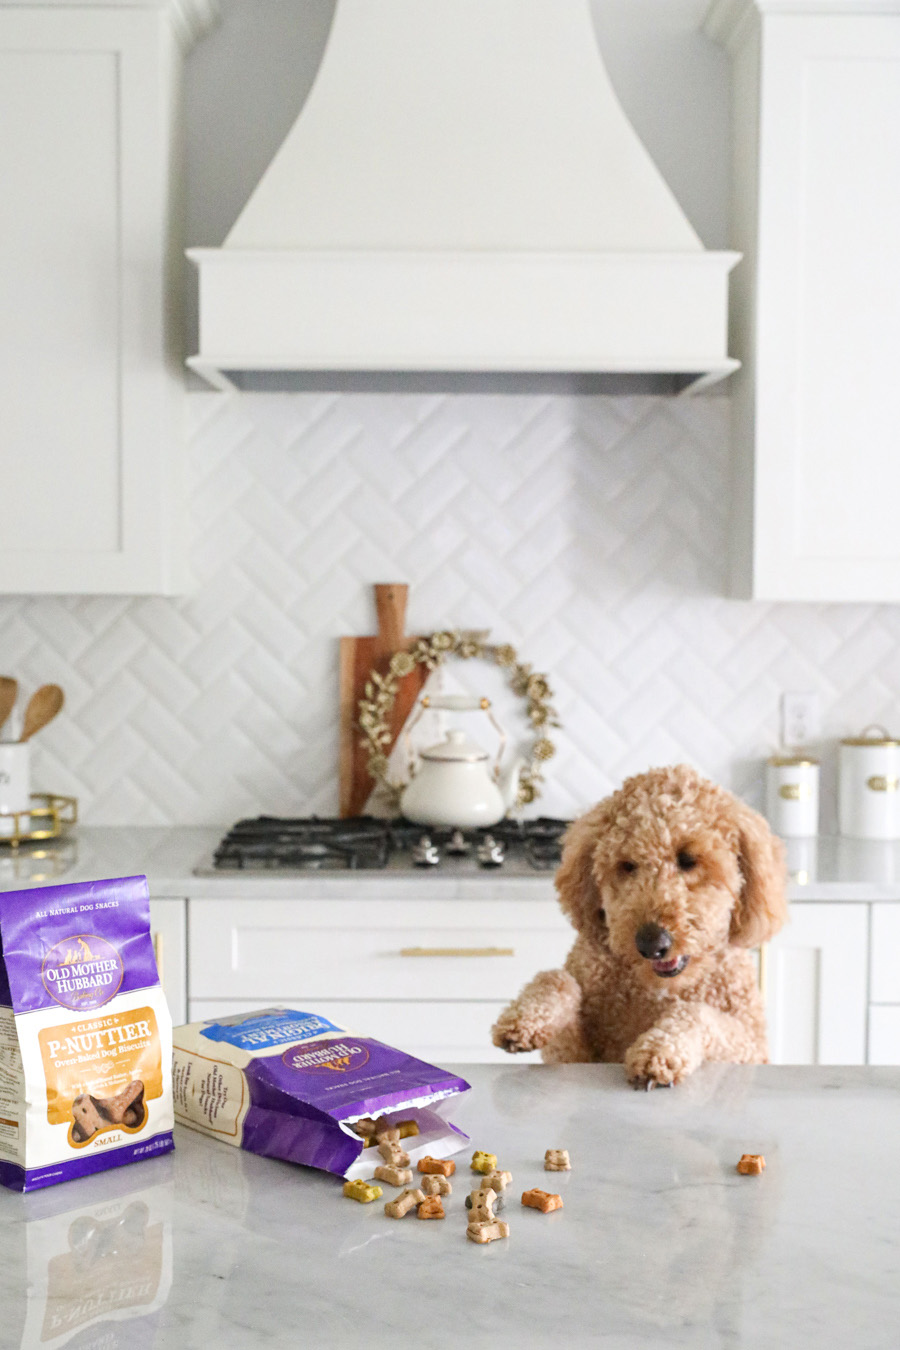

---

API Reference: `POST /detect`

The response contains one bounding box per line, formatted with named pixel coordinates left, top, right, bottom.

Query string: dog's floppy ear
left=555, top=802, right=610, bottom=930
left=728, top=801, right=788, bottom=948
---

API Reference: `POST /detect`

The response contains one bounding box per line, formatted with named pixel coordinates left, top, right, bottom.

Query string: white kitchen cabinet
left=707, top=1, right=900, bottom=600
left=0, top=1, right=211, bottom=595
left=149, top=896, right=187, bottom=1027
left=186, top=897, right=572, bottom=1063
left=764, top=902, right=868, bottom=1064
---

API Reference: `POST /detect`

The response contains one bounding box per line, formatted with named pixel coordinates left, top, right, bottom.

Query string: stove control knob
left=445, top=829, right=471, bottom=855
left=412, top=836, right=441, bottom=867
left=476, top=835, right=505, bottom=868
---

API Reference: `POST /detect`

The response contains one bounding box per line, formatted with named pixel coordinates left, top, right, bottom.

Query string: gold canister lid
left=840, top=724, right=900, bottom=747
left=768, top=755, right=820, bottom=767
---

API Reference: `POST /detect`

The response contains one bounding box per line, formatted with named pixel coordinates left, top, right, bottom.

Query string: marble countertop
left=2, top=1064, right=898, bottom=1348
left=4, top=827, right=900, bottom=900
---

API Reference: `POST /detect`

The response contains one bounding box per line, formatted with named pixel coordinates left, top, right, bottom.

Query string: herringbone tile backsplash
left=3, top=391, right=900, bottom=828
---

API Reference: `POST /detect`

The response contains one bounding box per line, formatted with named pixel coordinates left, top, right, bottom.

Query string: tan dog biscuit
left=95, top=1080, right=145, bottom=1126
left=420, top=1174, right=452, bottom=1197
left=544, top=1149, right=571, bottom=1171
left=417, top=1195, right=445, bottom=1219
left=384, top=1187, right=425, bottom=1218
left=417, top=1156, right=455, bottom=1176
left=483, top=1169, right=512, bottom=1191
left=522, top=1189, right=563, bottom=1213
left=466, top=1188, right=498, bottom=1223
left=467, top=1219, right=510, bottom=1244
left=351, top=1117, right=378, bottom=1141
left=373, top=1163, right=413, bottom=1187
left=737, top=1153, right=766, bottom=1175
left=377, top=1139, right=411, bottom=1167
left=466, top=1189, right=503, bottom=1213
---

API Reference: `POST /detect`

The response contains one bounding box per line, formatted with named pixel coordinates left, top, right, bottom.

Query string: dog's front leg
left=624, top=1004, right=757, bottom=1088
left=491, top=969, right=582, bottom=1055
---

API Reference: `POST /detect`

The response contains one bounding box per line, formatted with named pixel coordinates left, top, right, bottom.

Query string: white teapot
left=399, top=695, right=521, bottom=829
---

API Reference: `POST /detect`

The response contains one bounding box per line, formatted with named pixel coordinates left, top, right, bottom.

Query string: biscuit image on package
left=71, top=1081, right=147, bottom=1144
left=384, top=1187, right=425, bottom=1218
left=483, top=1169, right=512, bottom=1192
left=377, top=1139, right=411, bottom=1167
left=466, top=1219, right=510, bottom=1244
left=343, top=1179, right=383, bottom=1203
left=373, top=1164, right=413, bottom=1187
left=737, top=1153, right=766, bottom=1175
left=71, top=1096, right=105, bottom=1144
left=417, top=1156, right=456, bottom=1176
left=420, top=1174, right=452, bottom=1197
left=471, top=1150, right=497, bottom=1174
left=417, top=1195, right=445, bottom=1219
left=544, top=1149, right=571, bottom=1171
left=522, top=1188, right=563, bottom=1213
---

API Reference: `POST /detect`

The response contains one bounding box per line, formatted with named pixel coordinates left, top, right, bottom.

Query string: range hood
left=187, top=0, right=740, bottom=394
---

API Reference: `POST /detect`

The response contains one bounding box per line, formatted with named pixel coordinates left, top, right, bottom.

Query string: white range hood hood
left=188, top=0, right=740, bottom=394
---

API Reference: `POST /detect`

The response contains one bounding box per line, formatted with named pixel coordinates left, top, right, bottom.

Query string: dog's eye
left=618, top=860, right=638, bottom=875
left=677, top=850, right=697, bottom=871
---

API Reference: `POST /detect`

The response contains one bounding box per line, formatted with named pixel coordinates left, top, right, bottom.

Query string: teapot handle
left=403, top=696, right=508, bottom=779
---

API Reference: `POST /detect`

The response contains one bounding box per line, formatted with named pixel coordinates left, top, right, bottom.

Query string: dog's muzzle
left=634, top=923, right=690, bottom=977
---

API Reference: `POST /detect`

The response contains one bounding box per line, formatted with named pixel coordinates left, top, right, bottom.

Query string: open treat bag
left=173, top=1008, right=470, bottom=1179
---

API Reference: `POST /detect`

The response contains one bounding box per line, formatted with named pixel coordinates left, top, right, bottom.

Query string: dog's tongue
left=652, top=957, right=681, bottom=974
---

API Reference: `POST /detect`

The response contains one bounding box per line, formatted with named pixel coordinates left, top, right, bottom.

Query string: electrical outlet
left=780, top=691, right=821, bottom=748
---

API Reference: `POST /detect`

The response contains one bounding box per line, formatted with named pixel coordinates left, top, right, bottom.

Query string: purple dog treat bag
left=172, top=1008, right=470, bottom=1177
left=0, top=876, right=174, bottom=1192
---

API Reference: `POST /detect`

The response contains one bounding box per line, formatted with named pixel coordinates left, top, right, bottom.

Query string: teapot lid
left=421, top=729, right=489, bottom=762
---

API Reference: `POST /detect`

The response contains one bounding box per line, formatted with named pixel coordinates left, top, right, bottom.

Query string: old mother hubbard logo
left=282, top=1038, right=370, bottom=1074
left=41, top=934, right=125, bottom=1011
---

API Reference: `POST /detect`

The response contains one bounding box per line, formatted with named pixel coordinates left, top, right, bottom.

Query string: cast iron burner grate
left=210, top=815, right=570, bottom=872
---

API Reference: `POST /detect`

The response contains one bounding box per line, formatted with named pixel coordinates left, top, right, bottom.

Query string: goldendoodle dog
left=492, top=765, right=788, bottom=1087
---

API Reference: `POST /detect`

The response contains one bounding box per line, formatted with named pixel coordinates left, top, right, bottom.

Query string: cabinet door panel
left=868, top=1006, right=900, bottom=1066
left=150, top=897, right=187, bottom=1028
left=765, top=903, right=867, bottom=1064
left=870, top=904, right=900, bottom=1004
left=186, top=998, right=537, bottom=1064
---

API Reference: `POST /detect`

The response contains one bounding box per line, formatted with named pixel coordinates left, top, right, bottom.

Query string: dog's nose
left=635, top=923, right=673, bottom=961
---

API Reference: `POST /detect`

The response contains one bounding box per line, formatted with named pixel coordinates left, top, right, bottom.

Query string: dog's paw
left=491, top=1010, right=545, bottom=1054
left=624, top=1033, right=697, bottom=1089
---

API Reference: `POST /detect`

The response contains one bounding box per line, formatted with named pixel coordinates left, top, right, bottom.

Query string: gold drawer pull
left=399, top=946, right=515, bottom=958
left=153, top=932, right=164, bottom=982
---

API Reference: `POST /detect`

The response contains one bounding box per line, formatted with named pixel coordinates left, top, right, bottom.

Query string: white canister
left=839, top=727, right=900, bottom=840
left=765, top=755, right=820, bottom=837
left=0, top=741, right=30, bottom=837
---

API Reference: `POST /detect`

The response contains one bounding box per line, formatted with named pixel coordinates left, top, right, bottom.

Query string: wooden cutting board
left=339, top=583, right=428, bottom=817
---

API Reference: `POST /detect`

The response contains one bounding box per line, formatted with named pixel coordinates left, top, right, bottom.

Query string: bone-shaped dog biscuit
left=384, top=1188, right=425, bottom=1218
left=420, top=1174, right=452, bottom=1197
left=466, top=1219, right=510, bottom=1244
left=373, top=1164, right=413, bottom=1187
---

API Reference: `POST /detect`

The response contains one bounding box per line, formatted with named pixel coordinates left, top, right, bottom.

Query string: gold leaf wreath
left=358, top=631, right=561, bottom=813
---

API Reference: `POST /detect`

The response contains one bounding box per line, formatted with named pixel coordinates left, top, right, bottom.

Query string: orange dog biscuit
left=522, top=1189, right=563, bottom=1213
left=417, top=1156, right=456, bottom=1176
left=417, top=1195, right=445, bottom=1219
left=737, top=1154, right=766, bottom=1175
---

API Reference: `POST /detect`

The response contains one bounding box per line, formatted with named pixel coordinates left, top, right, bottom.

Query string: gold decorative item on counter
left=358, top=631, right=560, bottom=812
left=0, top=792, right=78, bottom=847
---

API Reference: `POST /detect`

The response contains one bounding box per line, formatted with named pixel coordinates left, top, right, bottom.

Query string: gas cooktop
left=196, top=815, right=570, bottom=875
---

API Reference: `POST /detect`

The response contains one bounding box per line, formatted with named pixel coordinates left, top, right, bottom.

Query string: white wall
left=1, top=1, right=898, bottom=831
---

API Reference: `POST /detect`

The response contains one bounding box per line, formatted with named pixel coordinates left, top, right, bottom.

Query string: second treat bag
left=173, top=1007, right=470, bottom=1178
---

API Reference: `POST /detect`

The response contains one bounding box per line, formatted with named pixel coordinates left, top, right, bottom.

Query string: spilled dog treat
left=736, top=1154, right=766, bottom=1175
left=420, top=1174, right=452, bottom=1197
left=544, top=1149, right=571, bottom=1171
left=417, top=1196, right=445, bottom=1220
left=466, top=1219, right=510, bottom=1245
left=343, top=1179, right=382, bottom=1203
left=471, top=1150, right=497, bottom=1173
left=373, top=1164, right=412, bottom=1187
left=522, top=1188, right=563, bottom=1213
left=417, top=1156, right=456, bottom=1177
left=482, top=1169, right=513, bottom=1192
left=384, top=1188, right=425, bottom=1218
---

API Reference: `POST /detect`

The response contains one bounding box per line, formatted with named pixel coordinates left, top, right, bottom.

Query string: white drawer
left=870, top=904, right=900, bottom=1003
left=186, top=998, right=540, bottom=1064
left=188, top=898, right=571, bottom=1002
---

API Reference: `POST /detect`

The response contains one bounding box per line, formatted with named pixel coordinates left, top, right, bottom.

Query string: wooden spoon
left=0, top=676, right=16, bottom=736
left=21, top=684, right=64, bottom=741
